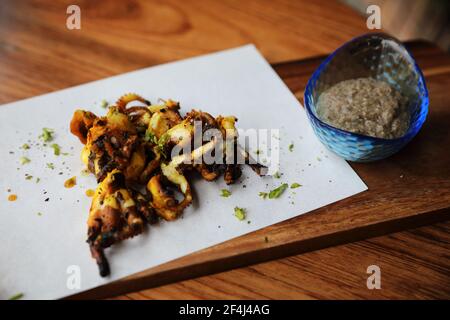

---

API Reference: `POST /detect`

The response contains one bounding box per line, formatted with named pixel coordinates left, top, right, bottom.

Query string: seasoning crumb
left=288, top=143, right=294, bottom=152
left=8, top=194, right=17, bottom=202
left=44, top=198, right=49, bottom=202
left=20, top=157, right=31, bottom=165
left=64, top=176, right=77, bottom=188
left=39, top=128, right=54, bottom=142
left=234, top=207, right=246, bottom=221
left=8, top=292, right=24, bottom=300
left=268, top=183, right=288, bottom=199
left=85, top=189, right=95, bottom=197
left=100, top=99, right=108, bottom=108
left=290, top=183, right=302, bottom=189
left=264, top=236, right=269, bottom=243
left=50, top=143, right=61, bottom=156
left=220, top=189, right=231, bottom=198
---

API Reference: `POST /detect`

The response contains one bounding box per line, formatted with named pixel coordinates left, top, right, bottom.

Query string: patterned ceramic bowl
left=304, top=33, right=429, bottom=162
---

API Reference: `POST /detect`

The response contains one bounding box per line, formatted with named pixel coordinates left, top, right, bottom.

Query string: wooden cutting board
left=72, top=40, right=450, bottom=299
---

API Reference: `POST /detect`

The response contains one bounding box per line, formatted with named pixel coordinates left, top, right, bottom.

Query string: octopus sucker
left=70, top=94, right=267, bottom=277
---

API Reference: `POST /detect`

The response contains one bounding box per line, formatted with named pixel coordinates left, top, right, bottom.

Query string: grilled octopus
left=70, top=93, right=267, bottom=277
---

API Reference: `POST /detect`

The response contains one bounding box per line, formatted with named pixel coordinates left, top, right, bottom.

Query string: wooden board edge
left=68, top=206, right=450, bottom=299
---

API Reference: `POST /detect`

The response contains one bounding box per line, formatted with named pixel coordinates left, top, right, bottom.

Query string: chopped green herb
left=39, top=128, right=54, bottom=142
left=20, top=157, right=30, bottom=165
left=50, top=143, right=61, bottom=156
left=288, top=143, right=294, bottom=152
left=21, top=143, right=30, bottom=150
left=273, top=171, right=281, bottom=179
left=258, top=192, right=268, bottom=199
left=46, top=163, right=55, bottom=170
left=61, top=152, right=69, bottom=156
left=25, top=175, right=33, bottom=180
left=268, top=183, right=288, bottom=199
left=255, top=149, right=261, bottom=155
left=234, top=207, right=246, bottom=221
left=221, top=189, right=231, bottom=197
left=100, top=99, right=108, bottom=108
left=290, top=183, right=302, bottom=189
left=37, top=212, right=42, bottom=216
left=8, top=292, right=24, bottom=300
left=144, top=129, right=158, bottom=144
left=36, top=177, right=41, bottom=183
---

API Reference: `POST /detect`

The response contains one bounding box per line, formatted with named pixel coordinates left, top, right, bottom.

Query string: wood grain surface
left=114, top=221, right=450, bottom=300
left=0, top=0, right=448, bottom=300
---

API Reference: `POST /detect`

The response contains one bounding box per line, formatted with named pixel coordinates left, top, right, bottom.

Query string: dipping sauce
left=316, top=77, right=409, bottom=139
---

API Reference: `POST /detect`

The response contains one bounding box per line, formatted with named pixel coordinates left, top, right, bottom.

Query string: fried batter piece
left=70, top=93, right=267, bottom=277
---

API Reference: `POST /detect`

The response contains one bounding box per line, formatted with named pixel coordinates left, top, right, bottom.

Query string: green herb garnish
left=234, top=207, right=246, bottom=221
left=39, top=128, right=54, bottom=142
left=221, top=189, right=231, bottom=197
left=258, top=192, right=268, bottom=199
left=268, top=183, right=288, bottom=199
left=50, top=143, right=61, bottom=156
left=25, top=175, right=33, bottom=180
left=46, top=163, right=55, bottom=170
left=273, top=171, right=281, bottom=179
left=290, top=183, right=301, bottom=189
left=8, top=292, right=24, bottom=300
left=36, top=177, right=41, bottom=183
left=100, top=99, right=108, bottom=108
left=21, top=143, right=30, bottom=150
left=20, top=157, right=30, bottom=165
left=288, top=143, right=294, bottom=152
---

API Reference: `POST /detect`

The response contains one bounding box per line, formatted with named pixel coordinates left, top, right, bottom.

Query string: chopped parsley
left=268, top=183, right=288, bottom=199
left=100, top=99, right=108, bottom=108
left=50, top=143, right=61, bottom=156
left=273, top=171, right=281, bottom=179
left=25, top=175, right=33, bottom=180
left=258, top=192, right=268, bottom=199
left=8, top=292, right=24, bottom=300
left=20, top=157, right=30, bottom=165
left=220, top=189, right=231, bottom=197
left=39, top=128, right=54, bottom=142
left=36, top=177, right=41, bottom=183
left=21, top=143, right=30, bottom=150
left=144, top=129, right=158, bottom=144
left=46, top=163, right=55, bottom=170
left=288, top=143, right=294, bottom=152
left=290, top=183, right=302, bottom=189
left=234, top=207, right=246, bottom=221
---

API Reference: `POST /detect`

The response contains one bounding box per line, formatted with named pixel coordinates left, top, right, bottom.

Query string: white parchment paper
left=0, top=45, right=367, bottom=299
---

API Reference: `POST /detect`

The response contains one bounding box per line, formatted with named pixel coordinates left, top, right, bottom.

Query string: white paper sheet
left=0, top=45, right=367, bottom=299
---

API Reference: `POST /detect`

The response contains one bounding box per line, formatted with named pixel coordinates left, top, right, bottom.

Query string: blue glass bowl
left=304, top=33, right=429, bottom=162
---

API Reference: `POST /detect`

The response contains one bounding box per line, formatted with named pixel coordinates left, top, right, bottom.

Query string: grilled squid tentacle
left=87, top=169, right=148, bottom=277
left=116, top=93, right=151, bottom=112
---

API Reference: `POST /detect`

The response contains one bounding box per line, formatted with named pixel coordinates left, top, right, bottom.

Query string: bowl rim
left=304, top=32, right=429, bottom=143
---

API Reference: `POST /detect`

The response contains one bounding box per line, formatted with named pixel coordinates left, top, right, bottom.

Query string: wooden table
left=1, top=0, right=449, bottom=299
